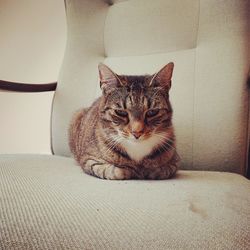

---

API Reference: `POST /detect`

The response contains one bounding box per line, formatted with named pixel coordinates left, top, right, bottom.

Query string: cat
left=69, top=62, right=179, bottom=180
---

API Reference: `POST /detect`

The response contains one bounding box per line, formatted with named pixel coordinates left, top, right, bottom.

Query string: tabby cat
left=69, top=62, right=179, bottom=180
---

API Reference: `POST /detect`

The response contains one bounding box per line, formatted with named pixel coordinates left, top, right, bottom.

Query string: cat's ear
left=149, top=62, right=174, bottom=90
left=98, top=63, right=122, bottom=91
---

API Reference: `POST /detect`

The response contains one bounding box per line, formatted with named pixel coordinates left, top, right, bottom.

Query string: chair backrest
left=52, top=0, right=250, bottom=174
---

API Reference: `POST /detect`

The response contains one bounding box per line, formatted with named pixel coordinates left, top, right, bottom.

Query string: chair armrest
left=0, top=80, right=57, bottom=92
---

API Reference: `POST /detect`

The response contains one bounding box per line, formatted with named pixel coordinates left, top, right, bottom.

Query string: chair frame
left=0, top=80, right=57, bottom=92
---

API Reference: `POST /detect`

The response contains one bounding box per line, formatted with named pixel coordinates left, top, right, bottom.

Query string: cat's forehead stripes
left=125, top=81, right=150, bottom=117
left=105, top=75, right=169, bottom=113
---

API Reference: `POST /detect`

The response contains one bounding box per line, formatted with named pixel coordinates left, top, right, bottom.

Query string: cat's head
left=98, top=63, right=174, bottom=144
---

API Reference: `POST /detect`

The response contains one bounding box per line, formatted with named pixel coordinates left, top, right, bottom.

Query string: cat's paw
left=144, top=164, right=178, bottom=180
left=84, top=159, right=132, bottom=180
left=106, top=165, right=132, bottom=180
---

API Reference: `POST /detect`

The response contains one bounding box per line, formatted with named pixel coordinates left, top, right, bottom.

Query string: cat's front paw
left=84, top=159, right=132, bottom=180
left=106, top=165, right=132, bottom=180
left=144, top=164, right=178, bottom=180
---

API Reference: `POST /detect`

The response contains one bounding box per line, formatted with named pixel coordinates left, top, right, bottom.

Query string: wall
left=0, top=0, right=66, bottom=154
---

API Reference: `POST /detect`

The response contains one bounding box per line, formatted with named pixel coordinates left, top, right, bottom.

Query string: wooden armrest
left=0, top=80, right=57, bottom=92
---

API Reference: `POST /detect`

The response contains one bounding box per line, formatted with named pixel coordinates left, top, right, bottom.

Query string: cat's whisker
left=162, top=141, right=176, bottom=152
left=155, top=135, right=175, bottom=146
left=154, top=134, right=176, bottom=151
left=156, top=135, right=175, bottom=145
left=102, top=141, right=119, bottom=156
left=120, top=133, right=128, bottom=139
left=162, top=142, right=176, bottom=151
left=156, top=139, right=175, bottom=153
left=101, top=136, right=123, bottom=156
left=152, top=137, right=171, bottom=154
left=154, top=133, right=174, bottom=141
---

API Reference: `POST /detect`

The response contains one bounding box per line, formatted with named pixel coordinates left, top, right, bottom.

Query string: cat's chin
left=119, top=133, right=162, bottom=162
left=127, top=137, right=144, bottom=143
left=122, top=134, right=154, bottom=144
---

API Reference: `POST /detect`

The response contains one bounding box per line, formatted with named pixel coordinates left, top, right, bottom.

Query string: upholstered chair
left=1, top=0, right=249, bottom=249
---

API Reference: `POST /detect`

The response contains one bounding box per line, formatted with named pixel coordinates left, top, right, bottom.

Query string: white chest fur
left=120, top=134, right=162, bottom=162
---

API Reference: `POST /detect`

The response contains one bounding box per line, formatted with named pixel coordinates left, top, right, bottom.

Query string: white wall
left=0, top=0, right=66, bottom=154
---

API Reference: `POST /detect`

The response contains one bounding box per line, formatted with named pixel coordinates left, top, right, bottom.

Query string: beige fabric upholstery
left=1, top=155, right=249, bottom=249
left=52, top=0, right=250, bottom=174
left=104, top=0, right=199, bottom=56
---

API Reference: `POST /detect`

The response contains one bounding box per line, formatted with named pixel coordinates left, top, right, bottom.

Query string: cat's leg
left=145, top=164, right=178, bottom=180
left=82, top=158, right=133, bottom=180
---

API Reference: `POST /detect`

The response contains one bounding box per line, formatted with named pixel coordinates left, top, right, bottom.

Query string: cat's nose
left=132, top=131, right=143, bottom=139
left=131, top=120, right=144, bottom=139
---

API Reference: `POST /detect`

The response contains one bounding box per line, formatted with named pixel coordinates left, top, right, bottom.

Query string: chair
left=1, top=0, right=249, bottom=249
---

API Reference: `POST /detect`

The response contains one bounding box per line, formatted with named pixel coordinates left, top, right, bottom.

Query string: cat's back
left=69, top=98, right=101, bottom=156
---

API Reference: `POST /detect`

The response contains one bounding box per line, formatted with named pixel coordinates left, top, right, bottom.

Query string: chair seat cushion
left=0, top=155, right=249, bottom=249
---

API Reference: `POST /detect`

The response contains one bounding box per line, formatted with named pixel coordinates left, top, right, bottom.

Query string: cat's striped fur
left=69, top=63, right=179, bottom=180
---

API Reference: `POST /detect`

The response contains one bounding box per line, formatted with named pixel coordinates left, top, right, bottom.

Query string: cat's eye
left=115, top=109, right=128, bottom=117
left=146, top=109, right=159, bottom=117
